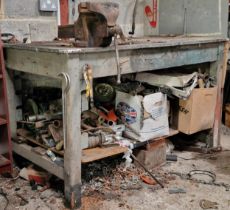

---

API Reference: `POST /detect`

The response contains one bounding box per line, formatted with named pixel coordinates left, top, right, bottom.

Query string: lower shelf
left=0, top=155, right=11, bottom=167
left=13, top=142, right=64, bottom=179
left=0, top=117, right=7, bottom=126
left=0, top=155, right=11, bottom=174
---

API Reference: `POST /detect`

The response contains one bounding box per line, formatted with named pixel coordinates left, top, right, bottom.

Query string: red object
left=140, top=175, right=157, bottom=185
left=98, top=109, right=118, bottom=123
left=28, top=175, right=49, bottom=186
left=60, top=0, right=69, bottom=25
left=145, top=0, right=158, bottom=28
left=0, top=36, right=13, bottom=174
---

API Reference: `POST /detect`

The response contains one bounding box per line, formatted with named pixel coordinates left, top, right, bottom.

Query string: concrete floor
left=0, top=133, right=229, bottom=210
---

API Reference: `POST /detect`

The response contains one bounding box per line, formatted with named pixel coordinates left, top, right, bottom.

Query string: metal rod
left=58, top=72, right=70, bottom=150
left=114, top=35, right=121, bottom=84
left=129, top=0, right=138, bottom=35
left=130, top=153, right=164, bottom=188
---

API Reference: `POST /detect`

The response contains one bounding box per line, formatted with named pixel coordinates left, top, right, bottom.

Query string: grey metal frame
left=4, top=36, right=227, bottom=208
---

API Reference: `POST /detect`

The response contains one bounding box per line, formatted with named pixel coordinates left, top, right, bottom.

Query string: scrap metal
left=171, top=170, right=230, bottom=191
left=199, top=199, right=219, bottom=210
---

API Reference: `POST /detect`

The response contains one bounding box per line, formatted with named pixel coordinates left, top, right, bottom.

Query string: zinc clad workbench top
left=4, top=36, right=226, bottom=79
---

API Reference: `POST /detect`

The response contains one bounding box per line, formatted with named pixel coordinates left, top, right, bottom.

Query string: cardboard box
left=225, top=104, right=230, bottom=127
left=178, top=87, right=217, bottom=134
left=116, top=91, right=169, bottom=142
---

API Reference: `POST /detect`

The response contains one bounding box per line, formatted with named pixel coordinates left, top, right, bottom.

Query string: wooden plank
left=17, top=128, right=127, bottom=164
left=82, top=146, right=128, bottom=164
left=13, top=142, right=64, bottom=179
left=0, top=117, right=7, bottom=125
left=0, top=155, right=11, bottom=167
left=17, top=129, right=64, bottom=156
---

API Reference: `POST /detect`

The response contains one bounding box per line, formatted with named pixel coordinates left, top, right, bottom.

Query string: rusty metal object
left=48, top=120, right=63, bottom=143
left=58, top=2, right=125, bottom=47
left=26, top=114, right=46, bottom=122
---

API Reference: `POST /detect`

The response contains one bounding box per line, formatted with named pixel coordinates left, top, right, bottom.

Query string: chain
left=171, top=171, right=230, bottom=191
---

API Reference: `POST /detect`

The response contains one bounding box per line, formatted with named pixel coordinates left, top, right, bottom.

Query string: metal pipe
left=114, top=35, right=121, bottom=84
left=129, top=0, right=137, bottom=35
left=26, top=114, right=46, bottom=122
left=58, top=72, right=70, bottom=150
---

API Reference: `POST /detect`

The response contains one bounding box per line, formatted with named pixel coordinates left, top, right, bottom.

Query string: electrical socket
left=39, top=0, right=58, bottom=12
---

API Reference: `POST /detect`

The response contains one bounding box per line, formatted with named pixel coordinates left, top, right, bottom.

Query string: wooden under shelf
left=0, top=117, right=7, bottom=126
left=0, top=155, right=11, bottom=167
left=16, top=128, right=128, bottom=163
left=16, top=127, right=179, bottom=164
left=82, top=146, right=128, bottom=164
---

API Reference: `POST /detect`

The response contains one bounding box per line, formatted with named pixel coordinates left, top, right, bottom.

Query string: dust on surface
left=206, top=151, right=230, bottom=176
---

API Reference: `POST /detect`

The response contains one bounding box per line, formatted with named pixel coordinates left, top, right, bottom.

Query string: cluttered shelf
left=16, top=127, right=179, bottom=164
left=16, top=128, right=128, bottom=163
left=14, top=66, right=217, bottom=165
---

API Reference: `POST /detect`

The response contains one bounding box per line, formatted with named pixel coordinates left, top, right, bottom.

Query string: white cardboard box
left=116, top=91, right=169, bottom=142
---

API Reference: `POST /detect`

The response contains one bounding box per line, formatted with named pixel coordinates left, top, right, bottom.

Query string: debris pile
left=81, top=158, right=174, bottom=196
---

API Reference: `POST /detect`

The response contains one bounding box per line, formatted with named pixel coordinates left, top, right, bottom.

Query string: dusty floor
left=0, top=133, right=230, bottom=210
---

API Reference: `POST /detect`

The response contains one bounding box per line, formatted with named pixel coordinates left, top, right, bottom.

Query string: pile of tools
left=17, top=87, right=64, bottom=152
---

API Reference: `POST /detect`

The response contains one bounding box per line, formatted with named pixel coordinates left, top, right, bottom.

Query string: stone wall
left=0, top=0, right=57, bottom=42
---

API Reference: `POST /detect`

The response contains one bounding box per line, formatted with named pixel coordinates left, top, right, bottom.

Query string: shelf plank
left=133, top=128, right=179, bottom=148
left=16, top=129, right=64, bottom=156
left=0, top=155, right=11, bottom=167
left=17, top=128, right=128, bottom=164
left=0, top=117, right=7, bottom=126
left=82, top=146, right=128, bottom=164
left=13, top=142, right=64, bottom=179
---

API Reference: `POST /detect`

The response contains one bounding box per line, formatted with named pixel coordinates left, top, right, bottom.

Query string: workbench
left=4, top=36, right=228, bottom=208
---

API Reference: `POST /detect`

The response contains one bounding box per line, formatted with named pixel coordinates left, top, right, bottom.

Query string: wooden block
left=82, top=146, right=128, bottom=164
left=135, top=139, right=166, bottom=169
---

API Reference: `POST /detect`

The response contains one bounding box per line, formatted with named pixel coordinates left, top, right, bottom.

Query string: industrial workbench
left=4, top=36, right=228, bottom=208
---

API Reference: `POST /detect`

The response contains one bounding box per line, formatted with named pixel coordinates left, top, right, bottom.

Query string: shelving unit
left=0, top=38, right=13, bottom=174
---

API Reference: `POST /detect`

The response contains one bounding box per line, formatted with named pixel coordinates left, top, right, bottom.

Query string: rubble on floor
left=0, top=133, right=230, bottom=210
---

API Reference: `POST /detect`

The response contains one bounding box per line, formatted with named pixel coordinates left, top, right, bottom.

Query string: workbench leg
left=64, top=59, right=82, bottom=209
left=211, top=42, right=229, bottom=148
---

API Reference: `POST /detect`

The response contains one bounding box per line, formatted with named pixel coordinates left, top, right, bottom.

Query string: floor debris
left=199, top=199, right=219, bottom=209
left=168, top=187, right=186, bottom=194
left=0, top=135, right=229, bottom=209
